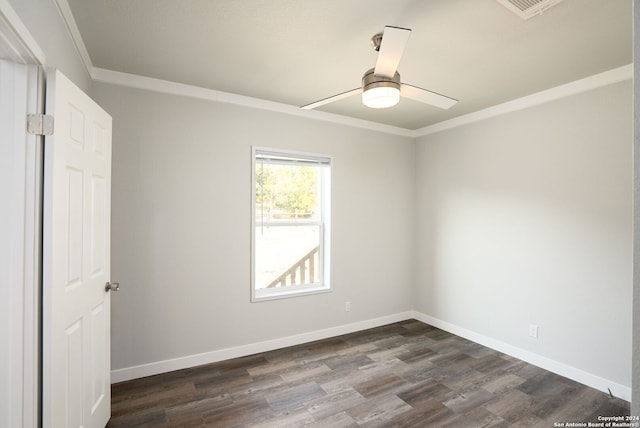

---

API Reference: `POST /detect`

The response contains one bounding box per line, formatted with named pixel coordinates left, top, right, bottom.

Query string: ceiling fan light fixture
left=362, top=68, right=401, bottom=109
left=363, top=85, right=400, bottom=109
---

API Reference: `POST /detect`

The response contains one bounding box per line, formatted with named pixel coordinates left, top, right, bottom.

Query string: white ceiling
left=66, top=0, right=632, bottom=130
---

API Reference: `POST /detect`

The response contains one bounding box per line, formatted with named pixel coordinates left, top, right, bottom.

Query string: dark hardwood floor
left=107, top=320, right=629, bottom=427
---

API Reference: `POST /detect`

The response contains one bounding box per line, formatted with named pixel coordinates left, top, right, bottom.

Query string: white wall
left=91, top=82, right=416, bottom=375
left=414, top=80, right=633, bottom=395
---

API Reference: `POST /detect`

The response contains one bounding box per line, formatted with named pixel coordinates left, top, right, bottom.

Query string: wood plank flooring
left=107, top=320, right=630, bottom=427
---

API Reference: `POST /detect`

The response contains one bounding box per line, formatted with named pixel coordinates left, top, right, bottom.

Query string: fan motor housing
left=362, top=68, right=401, bottom=92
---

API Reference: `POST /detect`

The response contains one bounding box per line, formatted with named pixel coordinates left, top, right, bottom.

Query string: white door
left=42, top=69, right=113, bottom=428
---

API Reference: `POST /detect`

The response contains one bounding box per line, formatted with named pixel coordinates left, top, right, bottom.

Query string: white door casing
left=1, top=3, right=48, bottom=427
left=42, top=69, right=113, bottom=428
left=0, top=57, right=41, bottom=428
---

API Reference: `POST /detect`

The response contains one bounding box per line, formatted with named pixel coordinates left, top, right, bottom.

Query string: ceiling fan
left=301, top=26, right=458, bottom=111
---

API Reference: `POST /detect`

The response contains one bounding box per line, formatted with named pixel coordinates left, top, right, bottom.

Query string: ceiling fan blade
left=301, top=88, right=361, bottom=110
left=401, top=83, right=458, bottom=110
left=374, top=26, right=411, bottom=78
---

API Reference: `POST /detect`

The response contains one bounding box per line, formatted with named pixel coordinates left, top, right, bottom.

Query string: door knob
left=105, top=282, right=120, bottom=292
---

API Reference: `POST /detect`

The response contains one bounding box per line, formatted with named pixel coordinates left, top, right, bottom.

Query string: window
left=251, top=147, right=331, bottom=301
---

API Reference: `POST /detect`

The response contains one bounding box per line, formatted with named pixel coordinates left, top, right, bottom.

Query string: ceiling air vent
left=496, top=0, right=564, bottom=19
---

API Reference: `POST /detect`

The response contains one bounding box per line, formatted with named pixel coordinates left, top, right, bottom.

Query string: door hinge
left=26, top=114, right=54, bottom=136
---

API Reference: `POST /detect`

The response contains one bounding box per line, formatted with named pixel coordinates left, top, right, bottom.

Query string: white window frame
left=251, top=146, right=332, bottom=302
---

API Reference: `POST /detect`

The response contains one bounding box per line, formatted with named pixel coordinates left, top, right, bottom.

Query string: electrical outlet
left=529, top=324, right=538, bottom=339
left=345, top=301, right=351, bottom=312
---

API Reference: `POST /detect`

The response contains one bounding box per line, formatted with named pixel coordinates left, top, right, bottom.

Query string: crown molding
left=52, top=0, right=631, bottom=140
left=92, top=64, right=632, bottom=140
left=53, top=0, right=93, bottom=77
left=415, top=64, right=633, bottom=138
left=91, top=67, right=415, bottom=138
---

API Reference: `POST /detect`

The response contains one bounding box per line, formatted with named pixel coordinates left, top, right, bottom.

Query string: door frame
left=0, top=2, right=46, bottom=428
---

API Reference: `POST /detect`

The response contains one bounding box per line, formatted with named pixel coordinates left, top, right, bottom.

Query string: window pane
left=255, top=225, right=320, bottom=289
left=252, top=148, right=331, bottom=301
left=255, top=162, right=320, bottom=222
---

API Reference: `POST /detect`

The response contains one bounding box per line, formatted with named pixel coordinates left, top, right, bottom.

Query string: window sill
left=252, top=284, right=331, bottom=302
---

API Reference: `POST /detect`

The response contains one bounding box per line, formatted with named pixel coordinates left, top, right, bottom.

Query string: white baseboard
left=411, top=311, right=631, bottom=402
left=111, top=311, right=413, bottom=383
left=112, top=310, right=631, bottom=402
